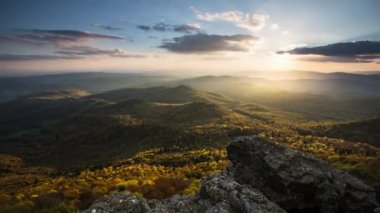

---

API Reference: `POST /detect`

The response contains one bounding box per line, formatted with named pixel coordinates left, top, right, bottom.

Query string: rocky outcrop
left=228, top=136, right=378, bottom=212
left=83, top=174, right=284, bottom=213
left=196, top=174, right=285, bottom=213
left=84, top=136, right=379, bottom=213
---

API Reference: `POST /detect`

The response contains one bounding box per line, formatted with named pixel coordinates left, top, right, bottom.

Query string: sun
left=265, top=52, right=294, bottom=71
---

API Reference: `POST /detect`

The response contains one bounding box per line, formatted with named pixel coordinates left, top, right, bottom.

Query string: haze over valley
left=0, top=0, right=379, bottom=212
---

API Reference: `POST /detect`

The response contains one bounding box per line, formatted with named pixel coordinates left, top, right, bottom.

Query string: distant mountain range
left=0, top=72, right=173, bottom=103
left=1, top=71, right=380, bottom=103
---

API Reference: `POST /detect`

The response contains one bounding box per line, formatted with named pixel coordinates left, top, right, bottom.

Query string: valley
left=0, top=72, right=379, bottom=212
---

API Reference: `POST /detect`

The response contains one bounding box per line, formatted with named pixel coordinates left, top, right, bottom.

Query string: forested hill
left=0, top=82, right=379, bottom=212
left=310, top=118, right=380, bottom=148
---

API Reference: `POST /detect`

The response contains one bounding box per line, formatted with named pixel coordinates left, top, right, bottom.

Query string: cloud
left=137, top=23, right=201, bottom=33
left=236, top=14, right=268, bottom=31
left=0, top=29, right=124, bottom=47
left=173, top=24, right=201, bottom=33
left=298, top=54, right=380, bottom=63
left=159, top=33, right=258, bottom=54
left=194, top=9, right=242, bottom=22
left=152, top=23, right=171, bottom=32
left=16, top=29, right=124, bottom=40
left=0, top=54, right=82, bottom=61
left=278, top=40, right=380, bottom=56
left=0, top=46, right=145, bottom=62
left=192, top=8, right=268, bottom=31
left=55, top=46, right=145, bottom=58
left=137, top=25, right=150, bottom=31
left=92, top=24, right=122, bottom=31
left=0, top=29, right=144, bottom=62
left=277, top=40, right=380, bottom=63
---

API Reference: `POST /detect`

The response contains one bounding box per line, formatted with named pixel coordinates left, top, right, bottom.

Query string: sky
left=0, top=0, right=380, bottom=75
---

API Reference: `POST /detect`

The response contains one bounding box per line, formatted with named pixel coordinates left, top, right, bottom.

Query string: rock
left=81, top=192, right=151, bottom=213
left=227, top=136, right=379, bottom=213
left=148, top=194, right=198, bottom=213
left=83, top=136, right=379, bottom=213
left=195, top=173, right=285, bottom=213
left=83, top=174, right=284, bottom=213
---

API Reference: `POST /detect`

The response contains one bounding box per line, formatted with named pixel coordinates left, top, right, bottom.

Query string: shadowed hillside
left=310, top=118, right=380, bottom=147
left=0, top=77, right=379, bottom=212
left=90, top=85, right=232, bottom=105
left=0, top=86, right=236, bottom=169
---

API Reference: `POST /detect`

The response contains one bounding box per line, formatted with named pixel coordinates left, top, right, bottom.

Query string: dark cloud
left=0, top=29, right=143, bottom=62
left=137, top=25, right=151, bottom=31
left=0, top=46, right=145, bottom=62
left=137, top=23, right=201, bottom=33
left=277, top=41, right=380, bottom=63
left=301, top=55, right=380, bottom=63
left=0, top=29, right=124, bottom=46
left=0, top=35, right=41, bottom=44
left=92, top=24, right=122, bottom=31
left=16, top=29, right=124, bottom=40
left=55, top=46, right=145, bottom=58
left=173, top=24, right=201, bottom=33
left=298, top=56, right=361, bottom=63
left=159, top=33, right=258, bottom=53
left=0, top=54, right=82, bottom=61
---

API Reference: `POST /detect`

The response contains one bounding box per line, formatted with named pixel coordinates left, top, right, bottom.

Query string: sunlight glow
left=265, top=52, right=294, bottom=71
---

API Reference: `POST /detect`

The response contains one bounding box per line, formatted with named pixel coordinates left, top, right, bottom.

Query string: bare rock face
left=81, top=192, right=151, bottom=213
left=227, top=136, right=379, bottom=213
left=83, top=174, right=284, bottom=213
left=84, top=136, right=379, bottom=213
left=196, top=173, right=285, bottom=213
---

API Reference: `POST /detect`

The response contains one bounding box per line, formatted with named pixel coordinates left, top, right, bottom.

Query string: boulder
left=227, top=136, right=379, bottom=212
left=84, top=136, right=379, bottom=213
left=195, top=173, right=285, bottom=213
left=83, top=173, right=284, bottom=213
left=81, top=192, right=151, bottom=213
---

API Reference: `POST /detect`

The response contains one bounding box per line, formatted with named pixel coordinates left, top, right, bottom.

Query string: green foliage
left=0, top=85, right=379, bottom=212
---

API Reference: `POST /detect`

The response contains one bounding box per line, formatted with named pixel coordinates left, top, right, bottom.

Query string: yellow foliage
left=15, top=193, right=25, bottom=201
left=30, top=194, right=39, bottom=199
left=183, top=179, right=201, bottom=196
